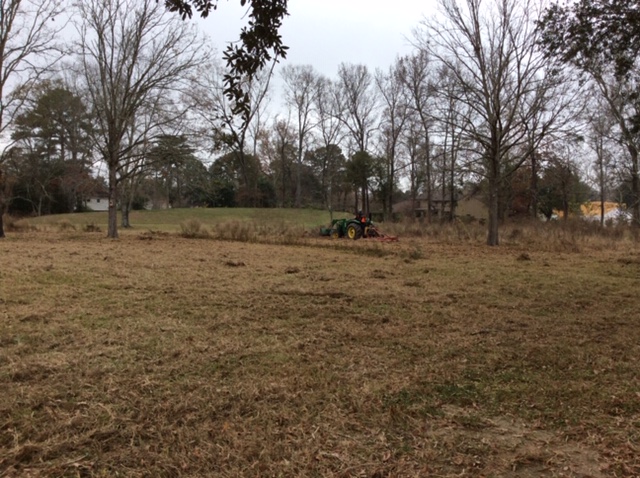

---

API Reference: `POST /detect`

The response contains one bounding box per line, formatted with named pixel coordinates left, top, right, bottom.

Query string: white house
left=84, top=196, right=109, bottom=212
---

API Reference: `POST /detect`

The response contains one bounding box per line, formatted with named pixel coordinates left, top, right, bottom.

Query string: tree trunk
left=449, top=152, right=456, bottom=221
left=441, top=167, right=446, bottom=221
left=410, top=155, right=417, bottom=219
left=530, top=152, right=538, bottom=219
left=281, top=149, right=287, bottom=207
left=598, top=141, right=605, bottom=227
left=0, top=168, right=7, bottom=237
left=498, top=180, right=509, bottom=223
left=295, top=155, right=301, bottom=208
left=121, top=200, right=131, bottom=228
left=425, top=134, right=432, bottom=223
left=631, top=148, right=640, bottom=228
left=366, top=188, right=370, bottom=216
left=386, top=169, right=391, bottom=220
left=107, top=163, right=118, bottom=238
left=323, top=164, right=330, bottom=210
left=0, top=205, right=5, bottom=239
left=176, top=174, right=183, bottom=208
left=487, top=178, right=500, bottom=246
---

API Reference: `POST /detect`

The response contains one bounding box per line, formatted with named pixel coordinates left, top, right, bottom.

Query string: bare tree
left=281, top=64, right=318, bottom=207
left=313, top=76, right=344, bottom=212
left=118, top=101, right=159, bottom=228
left=259, top=116, right=296, bottom=206
left=74, top=0, right=208, bottom=238
left=375, top=59, right=409, bottom=219
left=335, top=63, right=379, bottom=155
left=586, top=98, right=618, bottom=226
left=417, top=0, right=579, bottom=245
left=190, top=61, right=274, bottom=206
left=400, top=51, right=436, bottom=221
left=401, top=118, right=425, bottom=217
left=432, top=66, right=468, bottom=221
left=0, top=0, right=63, bottom=237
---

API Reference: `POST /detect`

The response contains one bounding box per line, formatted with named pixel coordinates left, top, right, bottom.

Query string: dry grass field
left=1, top=214, right=640, bottom=477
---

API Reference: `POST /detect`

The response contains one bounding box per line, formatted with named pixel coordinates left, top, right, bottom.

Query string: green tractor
left=320, top=214, right=382, bottom=240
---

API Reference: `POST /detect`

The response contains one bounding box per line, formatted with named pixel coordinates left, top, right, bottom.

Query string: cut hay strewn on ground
left=1, top=220, right=639, bottom=477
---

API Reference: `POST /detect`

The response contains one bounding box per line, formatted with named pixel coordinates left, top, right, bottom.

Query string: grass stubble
left=1, top=222, right=639, bottom=477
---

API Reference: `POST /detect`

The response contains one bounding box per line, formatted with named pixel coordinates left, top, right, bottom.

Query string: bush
left=180, top=219, right=209, bottom=238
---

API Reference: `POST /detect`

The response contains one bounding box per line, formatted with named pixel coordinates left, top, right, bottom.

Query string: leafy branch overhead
left=162, top=0, right=289, bottom=119
left=537, top=0, right=640, bottom=227
left=537, top=0, right=640, bottom=78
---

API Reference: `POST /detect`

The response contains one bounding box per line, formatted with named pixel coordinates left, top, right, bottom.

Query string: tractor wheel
left=330, top=228, right=340, bottom=239
left=346, top=223, right=363, bottom=240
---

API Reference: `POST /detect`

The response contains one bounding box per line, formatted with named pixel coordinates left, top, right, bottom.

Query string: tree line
left=0, top=0, right=638, bottom=245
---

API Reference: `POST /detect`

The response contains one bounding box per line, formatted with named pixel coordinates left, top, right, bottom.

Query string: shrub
left=180, top=219, right=209, bottom=238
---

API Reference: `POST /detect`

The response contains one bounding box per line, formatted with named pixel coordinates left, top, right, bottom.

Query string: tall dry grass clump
left=268, top=221, right=308, bottom=245
left=501, top=218, right=635, bottom=252
left=377, top=216, right=637, bottom=251
left=82, top=222, right=101, bottom=233
left=210, top=220, right=307, bottom=245
left=3, top=215, right=36, bottom=233
left=210, top=220, right=253, bottom=242
left=56, top=219, right=76, bottom=232
left=2, top=214, right=22, bottom=232
left=381, top=218, right=486, bottom=243
left=180, top=218, right=210, bottom=238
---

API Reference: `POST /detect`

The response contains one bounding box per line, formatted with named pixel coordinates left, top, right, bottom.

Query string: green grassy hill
left=22, top=207, right=352, bottom=233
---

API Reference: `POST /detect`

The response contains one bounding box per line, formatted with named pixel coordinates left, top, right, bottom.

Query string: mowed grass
left=1, top=218, right=640, bottom=477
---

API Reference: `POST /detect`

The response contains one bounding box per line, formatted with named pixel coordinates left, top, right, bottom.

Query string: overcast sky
left=196, top=0, right=437, bottom=79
